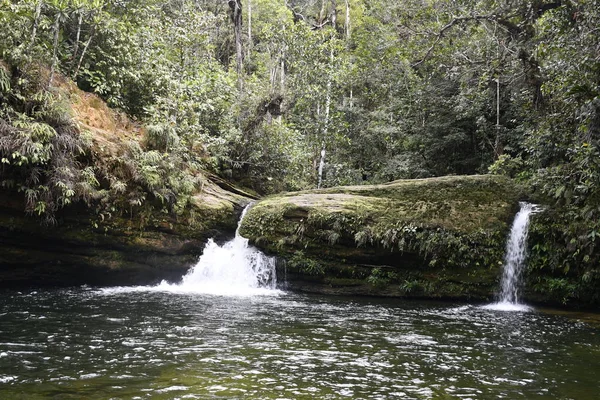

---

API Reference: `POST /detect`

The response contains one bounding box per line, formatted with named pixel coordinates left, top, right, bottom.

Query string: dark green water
left=1, top=288, right=599, bottom=399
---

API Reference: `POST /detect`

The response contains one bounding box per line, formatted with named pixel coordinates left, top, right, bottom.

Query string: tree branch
left=411, top=13, right=520, bottom=68
left=311, top=19, right=331, bottom=30
left=284, top=0, right=331, bottom=30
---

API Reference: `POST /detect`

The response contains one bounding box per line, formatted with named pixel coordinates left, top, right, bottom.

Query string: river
left=1, top=288, right=599, bottom=399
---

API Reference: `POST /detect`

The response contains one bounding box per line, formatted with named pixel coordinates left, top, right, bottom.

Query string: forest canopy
left=1, top=0, right=598, bottom=189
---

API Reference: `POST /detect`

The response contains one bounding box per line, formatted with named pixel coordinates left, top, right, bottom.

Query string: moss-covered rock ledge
left=240, top=175, right=527, bottom=301
left=0, top=185, right=249, bottom=288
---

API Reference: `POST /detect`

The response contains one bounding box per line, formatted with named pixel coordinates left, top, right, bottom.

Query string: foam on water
left=101, top=204, right=282, bottom=297
left=481, top=301, right=533, bottom=312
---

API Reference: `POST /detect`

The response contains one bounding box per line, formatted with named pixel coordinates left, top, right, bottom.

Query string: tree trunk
left=280, top=23, right=286, bottom=92
left=280, top=57, right=285, bottom=91
left=318, top=47, right=334, bottom=188
left=73, top=25, right=96, bottom=80
left=270, top=54, right=276, bottom=87
left=518, top=48, right=545, bottom=109
left=48, top=13, right=61, bottom=87
left=229, top=0, right=244, bottom=89
left=247, top=0, right=252, bottom=63
left=344, top=0, right=350, bottom=39
left=320, top=0, right=327, bottom=24
left=318, top=146, right=326, bottom=189
left=331, top=0, right=337, bottom=28
left=494, top=77, right=503, bottom=158
left=70, top=12, right=84, bottom=74
left=30, top=0, right=43, bottom=47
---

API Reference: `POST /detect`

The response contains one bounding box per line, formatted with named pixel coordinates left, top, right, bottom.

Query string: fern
left=326, top=230, right=340, bottom=245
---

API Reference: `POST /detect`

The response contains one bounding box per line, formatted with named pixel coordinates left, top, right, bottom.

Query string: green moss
left=242, top=175, right=525, bottom=301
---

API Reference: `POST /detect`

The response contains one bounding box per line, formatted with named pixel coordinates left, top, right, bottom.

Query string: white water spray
left=175, top=204, right=278, bottom=295
left=484, top=202, right=540, bottom=311
left=318, top=147, right=326, bottom=189
left=104, top=205, right=281, bottom=297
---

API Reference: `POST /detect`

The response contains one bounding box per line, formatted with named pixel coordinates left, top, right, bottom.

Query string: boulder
left=240, top=175, right=526, bottom=301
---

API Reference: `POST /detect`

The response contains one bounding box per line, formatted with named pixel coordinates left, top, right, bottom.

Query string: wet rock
left=241, top=175, right=527, bottom=302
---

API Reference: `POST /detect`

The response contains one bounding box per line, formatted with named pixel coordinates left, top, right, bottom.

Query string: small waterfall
left=156, top=204, right=279, bottom=296
left=485, top=202, right=540, bottom=311
left=317, top=148, right=326, bottom=189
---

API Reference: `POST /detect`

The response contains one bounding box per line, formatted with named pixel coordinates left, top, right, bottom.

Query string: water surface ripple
left=1, top=288, right=599, bottom=399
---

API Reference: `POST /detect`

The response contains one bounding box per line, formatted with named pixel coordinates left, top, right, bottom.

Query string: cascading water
left=484, top=202, right=540, bottom=311
left=317, top=148, right=326, bottom=189
left=150, top=204, right=280, bottom=296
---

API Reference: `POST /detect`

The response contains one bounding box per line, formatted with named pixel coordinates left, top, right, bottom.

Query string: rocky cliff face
left=0, top=179, right=252, bottom=287
left=0, top=189, right=247, bottom=287
left=240, top=175, right=527, bottom=302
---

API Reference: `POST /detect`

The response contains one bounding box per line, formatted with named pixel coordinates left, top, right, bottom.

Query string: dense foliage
left=1, top=0, right=600, bottom=303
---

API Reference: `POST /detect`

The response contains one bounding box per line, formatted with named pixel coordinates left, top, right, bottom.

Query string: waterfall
left=154, top=204, right=280, bottom=296
left=318, top=148, right=326, bottom=189
left=484, top=202, right=540, bottom=311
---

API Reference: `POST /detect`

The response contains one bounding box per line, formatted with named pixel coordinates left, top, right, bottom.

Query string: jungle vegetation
left=0, top=0, right=599, bottom=301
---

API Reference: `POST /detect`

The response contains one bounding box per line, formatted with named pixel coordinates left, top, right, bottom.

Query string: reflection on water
left=0, top=288, right=599, bottom=399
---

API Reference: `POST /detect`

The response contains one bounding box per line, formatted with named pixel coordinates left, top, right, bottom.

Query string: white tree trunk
left=495, top=77, right=502, bottom=158
left=232, top=0, right=244, bottom=89
left=70, top=12, right=84, bottom=74
left=331, top=0, right=337, bottom=28
left=318, top=147, right=326, bottom=189
left=344, top=0, right=351, bottom=39
left=247, top=0, right=252, bottom=62
left=317, top=47, right=334, bottom=188
left=73, top=25, right=96, bottom=80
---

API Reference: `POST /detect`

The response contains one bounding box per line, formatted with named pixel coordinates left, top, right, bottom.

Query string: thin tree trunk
left=318, top=146, right=326, bottom=189
left=324, top=79, right=332, bottom=134
left=494, top=77, right=503, bottom=158
left=235, top=1, right=243, bottom=76
left=496, top=78, right=500, bottom=130
left=30, top=0, right=43, bottom=47
left=280, top=23, right=286, bottom=92
left=48, top=13, right=61, bottom=87
left=320, top=0, right=327, bottom=24
left=344, top=0, right=351, bottom=105
left=324, top=47, right=333, bottom=135
left=247, top=0, right=252, bottom=63
left=318, top=47, right=334, bottom=188
left=70, top=12, right=84, bottom=74
left=330, top=0, right=337, bottom=28
left=280, top=57, right=285, bottom=91
left=344, top=0, right=350, bottom=39
left=73, top=26, right=96, bottom=80
left=270, top=55, right=276, bottom=87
